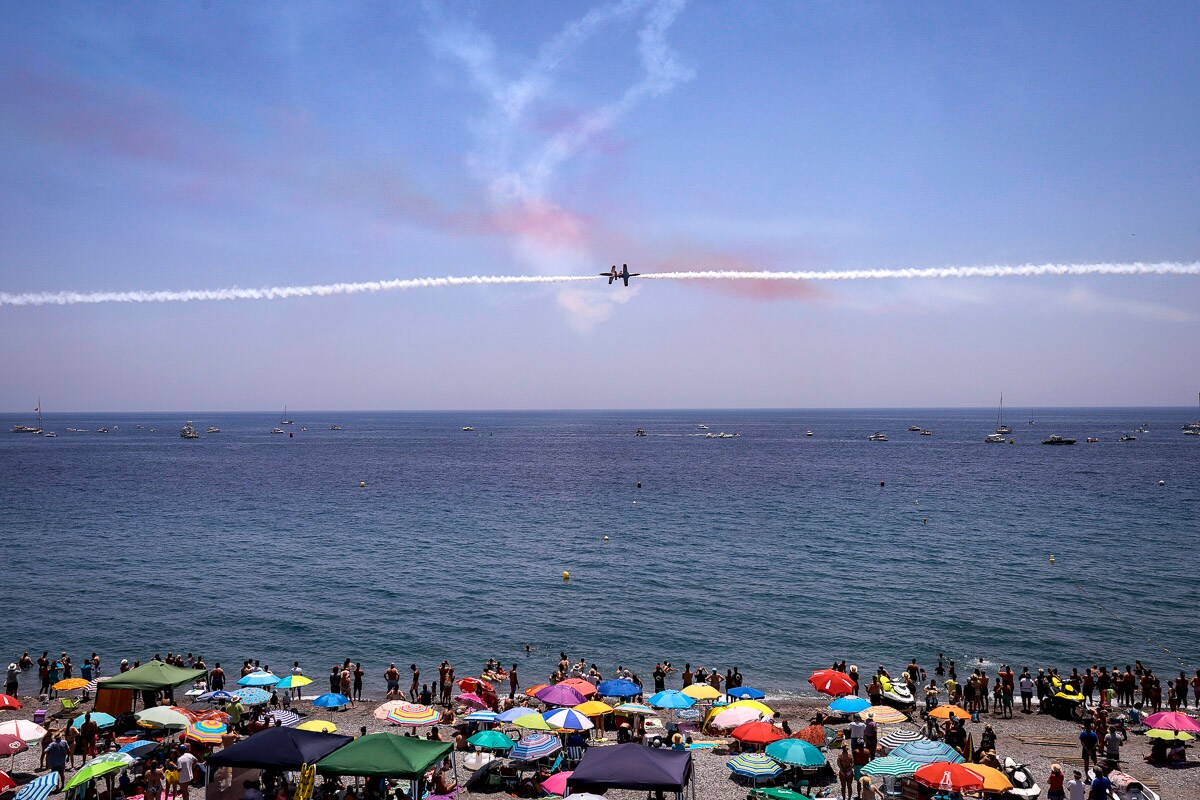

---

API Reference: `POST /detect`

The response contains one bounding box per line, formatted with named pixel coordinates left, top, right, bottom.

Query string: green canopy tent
left=96, top=660, right=208, bottom=715
left=315, top=733, right=455, bottom=797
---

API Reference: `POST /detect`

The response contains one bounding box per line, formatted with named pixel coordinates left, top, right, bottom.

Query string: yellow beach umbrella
left=726, top=699, right=775, bottom=716
left=297, top=719, right=336, bottom=733
left=512, top=713, right=552, bottom=731
left=926, top=704, right=970, bottom=720
left=859, top=706, right=908, bottom=724
left=682, top=684, right=720, bottom=700
left=573, top=701, right=614, bottom=717
left=963, top=763, right=1013, bottom=794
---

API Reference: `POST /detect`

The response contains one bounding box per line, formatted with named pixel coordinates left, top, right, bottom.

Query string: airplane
left=599, top=263, right=641, bottom=286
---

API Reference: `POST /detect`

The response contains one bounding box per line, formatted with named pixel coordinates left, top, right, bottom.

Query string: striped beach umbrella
left=542, top=708, right=594, bottom=731
left=118, top=740, right=160, bottom=758
left=647, top=690, right=694, bottom=709
left=830, top=696, right=871, bottom=714
left=386, top=702, right=440, bottom=726
left=238, top=671, right=281, bottom=687
left=879, top=728, right=926, bottom=750
left=613, top=703, right=656, bottom=715
left=859, top=706, right=908, bottom=724
left=197, top=690, right=238, bottom=703
left=14, top=772, right=59, bottom=800
left=186, top=718, right=227, bottom=744
left=862, top=755, right=921, bottom=777
left=232, top=688, right=271, bottom=706
left=509, top=733, right=561, bottom=762
left=265, top=709, right=300, bottom=727
left=513, top=713, right=553, bottom=731
left=274, top=675, right=312, bottom=690
left=726, top=753, right=782, bottom=780
left=765, top=738, right=824, bottom=768
left=65, top=753, right=133, bottom=791
left=465, top=710, right=499, bottom=723
left=891, top=740, right=965, bottom=765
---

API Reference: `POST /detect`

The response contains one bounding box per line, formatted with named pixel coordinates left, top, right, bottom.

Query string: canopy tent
left=100, top=661, right=207, bottom=691
left=567, top=744, right=693, bottom=797
left=207, top=727, right=352, bottom=770
left=315, top=733, right=453, bottom=778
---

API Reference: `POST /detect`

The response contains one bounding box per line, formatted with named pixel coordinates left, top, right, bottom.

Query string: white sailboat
left=280, top=405, right=294, bottom=425
left=995, top=393, right=1012, bottom=434
left=11, top=398, right=44, bottom=434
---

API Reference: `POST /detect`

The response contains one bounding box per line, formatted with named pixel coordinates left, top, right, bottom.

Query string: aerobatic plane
left=599, top=264, right=640, bottom=286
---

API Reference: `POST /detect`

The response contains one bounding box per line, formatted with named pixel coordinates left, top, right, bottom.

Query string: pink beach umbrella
left=455, top=693, right=487, bottom=709
left=1142, top=712, right=1200, bottom=732
left=540, top=771, right=574, bottom=796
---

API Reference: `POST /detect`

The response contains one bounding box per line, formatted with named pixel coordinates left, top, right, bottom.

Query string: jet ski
left=1003, top=757, right=1040, bottom=799
left=1088, top=768, right=1159, bottom=800
left=878, top=674, right=915, bottom=708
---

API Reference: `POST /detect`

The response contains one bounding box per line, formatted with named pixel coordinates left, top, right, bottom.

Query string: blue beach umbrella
left=765, top=738, right=825, bottom=768
left=891, top=740, right=964, bottom=765
left=72, top=712, right=116, bottom=729
left=497, top=707, right=535, bottom=723
left=118, top=740, right=160, bottom=758
left=542, top=708, right=593, bottom=731
left=14, top=772, right=59, bottom=800
left=829, top=696, right=871, bottom=714
left=465, top=710, right=498, bottom=723
left=595, top=679, right=641, bottom=698
left=509, top=733, right=561, bottom=762
left=726, top=753, right=782, bottom=780
left=727, top=686, right=766, bottom=700
left=238, top=671, right=281, bottom=687
left=312, top=693, right=350, bottom=708
left=232, top=688, right=271, bottom=705
left=647, top=690, right=695, bottom=709
left=197, top=690, right=237, bottom=703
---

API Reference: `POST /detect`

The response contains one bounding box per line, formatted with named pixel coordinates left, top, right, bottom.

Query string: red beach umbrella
left=808, top=670, right=855, bottom=697
left=0, top=696, right=21, bottom=711
left=731, top=721, right=785, bottom=745
left=0, top=734, right=27, bottom=757
left=456, top=677, right=494, bottom=693
left=524, top=684, right=549, bottom=698
left=795, top=724, right=828, bottom=747
left=0, top=770, right=17, bottom=792
left=913, top=762, right=985, bottom=793
left=558, top=679, right=598, bottom=697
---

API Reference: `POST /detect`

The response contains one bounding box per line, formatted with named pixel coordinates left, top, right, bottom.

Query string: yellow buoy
left=562, top=571, right=570, bottom=581
left=359, top=481, right=366, bottom=488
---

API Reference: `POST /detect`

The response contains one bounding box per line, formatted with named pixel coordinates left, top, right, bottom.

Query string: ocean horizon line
left=2, top=404, right=1197, bottom=415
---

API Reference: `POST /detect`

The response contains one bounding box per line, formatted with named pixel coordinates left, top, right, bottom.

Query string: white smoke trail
left=1, top=261, right=1196, bottom=307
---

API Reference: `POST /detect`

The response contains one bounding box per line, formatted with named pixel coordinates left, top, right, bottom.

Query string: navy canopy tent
left=207, top=727, right=353, bottom=770
left=566, top=744, right=693, bottom=797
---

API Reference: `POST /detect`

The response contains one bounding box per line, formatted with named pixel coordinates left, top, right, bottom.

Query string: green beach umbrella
left=512, top=713, right=552, bottom=731
left=1147, top=729, right=1194, bottom=741
left=135, top=707, right=189, bottom=730
left=467, top=730, right=514, bottom=751
left=65, top=754, right=133, bottom=790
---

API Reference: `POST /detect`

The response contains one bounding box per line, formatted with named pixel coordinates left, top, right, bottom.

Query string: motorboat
left=181, top=421, right=200, bottom=439
left=717, top=432, right=738, bottom=438
left=908, top=425, right=922, bottom=431
left=878, top=674, right=915, bottom=708
left=329, top=424, right=343, bottom=430
left=44, top=432, right=57, bottom=438
left=1086, top=437, right=1099, bottom=443
left=97, top=428, right=109, bottom=434
left=1119, top=435, right=1136, bottom=441
left=67, top=428, right=86, bottom=432
left=271, top=428, right=285, bottom=434
left=985, top=433, right=1006, bottom=443
left=697, top=424, right=709, bottom=430
left=805, top=430, right=814, bottom=437
left=462, top=426, right=475, bottom=431
left=1042, top=435, right=1076, bottom=445
left=1186, top=429, right=1200, bottom=436
left=868, top=432, right=888, bottom=441
left=206, top=427, right=220, bottom=434
left=920, top=430, right=933, bottom=436
left=1003, top=757, right=1040, bottom=799
left=635, top=428, right=647, bottom=436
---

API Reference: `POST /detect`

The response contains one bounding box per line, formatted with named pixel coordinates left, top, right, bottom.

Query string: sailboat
left=280, top=405, right=294, bottom=425
left=995, top=393, right=1012, bottom=434
left=11, top=398, right=44, bottom=434
left=1182, top=392, right=1200, bottom=432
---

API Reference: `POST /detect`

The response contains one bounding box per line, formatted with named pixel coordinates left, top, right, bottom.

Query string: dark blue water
left=2, top=409, right=1197, bottom=693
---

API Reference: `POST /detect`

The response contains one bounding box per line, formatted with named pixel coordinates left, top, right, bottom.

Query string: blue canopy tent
left=206, top=728, right=354, bottom=800
left=566, top=743, right=694, bottom=800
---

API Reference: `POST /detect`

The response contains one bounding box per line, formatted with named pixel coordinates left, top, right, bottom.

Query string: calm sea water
left=2, top=408, right=1197, bottom=693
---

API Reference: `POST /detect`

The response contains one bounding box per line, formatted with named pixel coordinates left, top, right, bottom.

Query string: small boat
left=181, top=421, right=200, bottom=439
left=635, top=428, right=647, bottom=437
left=44, top=432, right=57, bottom=438
left=206, top=427, right=220, bottom=434
left=995, top=393, right=1012, bottom=434
left=97, top=428, right=109, bottom=434
left=805, top=430, right=814, bottom=437
left=149, top=428, right=156, bottom=433
left=867, top=432, right=888, bottom=441
left=879, top=674, right=915, bottom=708
left=329, top=424, right=343, bottom=431
left=717, top=432, right=738, bottom=438
left=462, top=426, right=475, bottom=431
left=908, top=425, right=922, bottom=431
left=1186, top=429, right=1200, bottom=436
left=1182, top=393, right=1200, bottom=430
left=280, top=405, right=294, bottom=425
left=985, top=433, right=1005, bottom=443
left=1119, top=435, right=1136, bottom=441
left=1042, top=435, right=1076, bottom=445
left=920, top=429, right=932, bottom=436
left=271, top=428, right=285, bottom=434
left=697, top=424, right=709, bottom=430
left=13, top=397, right=44, bottom=433
left=1086, top=437, right=1099, bottom=443
left=67, top=428, right=86, bottom=432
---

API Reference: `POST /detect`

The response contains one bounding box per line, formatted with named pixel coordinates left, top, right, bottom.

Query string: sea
left=2, top=408, right=1197, bottom=694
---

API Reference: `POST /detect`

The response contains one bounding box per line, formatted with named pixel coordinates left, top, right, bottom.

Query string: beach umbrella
left=859, top=706, right=908, bottom=724
left=726, top=699, right=776, bottom=716
left=732, top=721, right=785, bottom=745
left=14, top=772, right=59, bottom=800
left=926, top=704, right=970, bottom=720
left=540, top=770, right=573, bottom=796
left=963, top=763, right=1013, bottom=794
left=710, top=706, right=767, bottom=730
left=647, top=690, right=694, bottom=709
left=879, top=728, right=926, bottom=750
left=456, top=677, right=494, bottom=693
left=509, top=732, right=560, bottom=762
left=830, top=696, right=871, bottom=714
left=0, top=720, right=46, bottom=742
left=913, top=762, right=985, bottom=793
left=542, top=708, right=594, bottom=731
left=465, top=710, right=499, bottom=723
left=497, top=707, right=536, bottom=723
left=185, top=718, right=227, bottom=744
left=513, top=713, right=553, bottom=732
left=862, top=755, right=921, bottom=777
left=468, top=730, right=514, bottom=751
left=0, top=770, right=15, bottom=792
left=535, top=684, right=587, bottom=707
left=53, top=678, right=90, bottom=692
left=373, top=700, right=406, bottom=720
left=274, top=675, right=312, bottom=690
left=64, top=754, right=133, bottom=791
left=523, top=684, right=549, bottom=698
left=891, top=740, right=965, bottom=765
left=1146, top=728, right=1194, bottom=741
left=595, top=679, right=641, bottom=698
left=558, top=679, right=599, bottom=697
left=726, top=753, right=782, bottom=780
left=794, top=724, right=829, bottom=747
left=385, top=702, right=440, bottom=726
left=312, top=693, right=349, bottom=709
left=0, top=696, right=20, bottom=711
left=573, top=701, right=613, bottom=717
left=196, top=690, right=238, bottom=703
left=765, top=738, right=824, bottom=767
left=613, top=703, right=656, bottom=715
left=73, top=712, right=117, bottom=729
left=808, top=669, right=855, bottom=697
left=118, top=740, right=160, bottom=758
left=455, top=692, right=488, bottom=709
left=682, top=683, right=721, bottom=701
left=297, top=720, right=337, bottom=733
left=237, top=671, right=280, bottom=687
left=265, top=709, right=300, bottom=727
left=1142, top=712, right=1200, bottom=732
left=135, top=707, right=188, bottom=730
left=231, top=688, right=271, bottom=706
left=727, top=686, right=766, bottom=700
left=0, top=734, right=27, bottom=757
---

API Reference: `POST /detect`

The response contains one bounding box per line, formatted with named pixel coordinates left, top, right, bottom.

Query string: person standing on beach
left=353, top=663, right=364, bottom=702
left=289, top=662, right=304, bottom=700
left=1018, top=670, right=1034, bottom=713
left=210, top=662, right=225, bottom=690
left=836, top=744, right=854, bottom=800
left=652, top=664, right=666, bottom=693
left=5, top=663, right=17, bottom=698
left=408, top=665, right=420, bottom=702
left=339, top=666, right=354, bottom=706
left=437, top=661, right=450, bottom=703
left=441, top=663, right=454, bottom=706
left=46, top=734, right=69, bottom=787
left=681, top=664, right=692, bottom=688
left=852, top=743, right=870, bottom=795
left=385, top=664, right=400, bottom=700
left=848, top=665, right=860, bottom=695
left=509, top=665, right=519, bottom=699
left=1079, top=722, right=1099, bottom=772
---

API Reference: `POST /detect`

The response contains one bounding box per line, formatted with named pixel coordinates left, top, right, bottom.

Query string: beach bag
left=971, top=711, right=980, bottom=723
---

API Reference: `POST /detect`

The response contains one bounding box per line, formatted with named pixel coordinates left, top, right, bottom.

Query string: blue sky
left=2, top=1, right=1198, bottom=410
